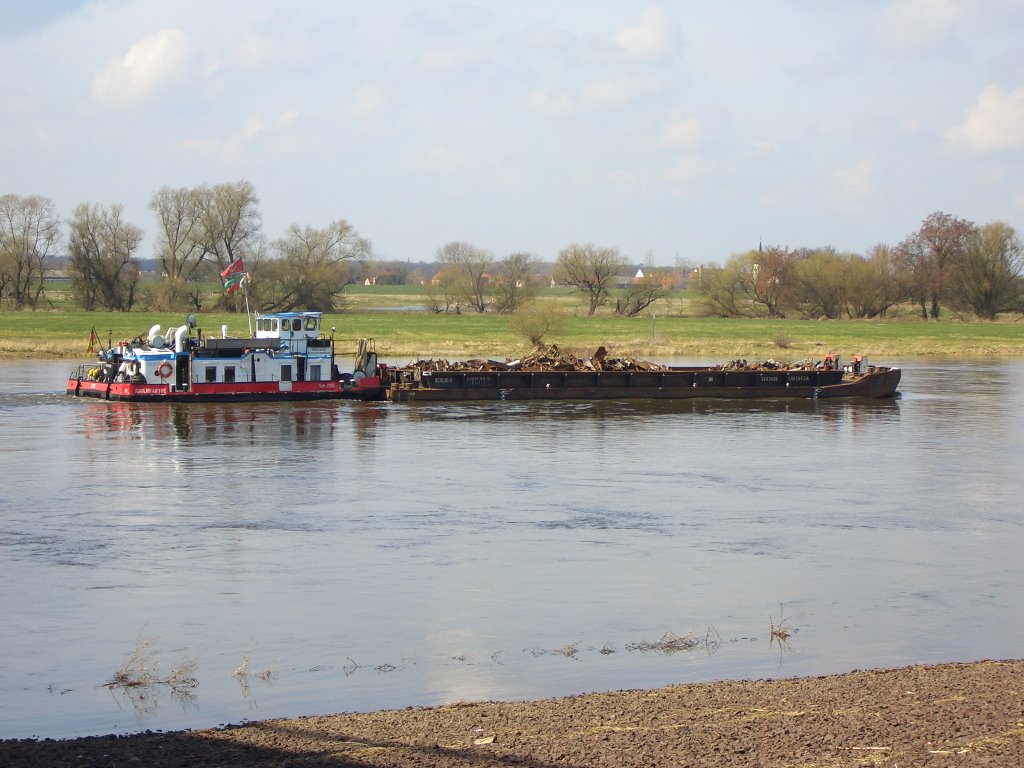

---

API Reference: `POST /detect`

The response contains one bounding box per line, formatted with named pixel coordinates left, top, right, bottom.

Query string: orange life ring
left=156, top=361, right=173, bottom=378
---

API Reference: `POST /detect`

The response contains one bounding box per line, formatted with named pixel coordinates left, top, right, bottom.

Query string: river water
left=1, top=357, right=1022, bottom=739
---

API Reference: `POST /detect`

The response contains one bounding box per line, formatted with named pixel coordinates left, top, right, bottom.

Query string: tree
left=259, top=220, right=370, bottom=312
left=844, top=245, right=912, bottom=319
left=697, top=259, right=746, bottom=317
left=148, top=185, right=211, bottom=310
left=738, top=246, right=797, bottom=317
left=199, top=180, right=265, bottom=310
left=792, top=248, right=848, bottom=319
left=898, top=211, right=975, bottom=319
left=67, top=203, right=144, bottom=311
left=0, top=194, right=61, bottom=309
left=493, top=251, right=540, bottom=313
left=436, top=241, right=493, bottom=312
left=614, top=268, right=671, bottom=316
left=509, top=300, right=565, bottom=348
left=554, top=243, right=627, bottom=316
left=422, top=264, right=463, bottom=313
left=946, top=221, right=1024, bottom=319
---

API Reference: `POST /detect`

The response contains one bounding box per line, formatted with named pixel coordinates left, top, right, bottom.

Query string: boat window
left=205, top=366, right=217, bottom=383
left=292, top=319, right=302, bottom=331
left=304, top=318, right=318, bottom=331
left=224, top=366, right=235, bottom=383
left=281, top=364, right=292, bottom=382
left=309, top=365, right=321, bottom=381
left=271, top=319, right=279, bottom=332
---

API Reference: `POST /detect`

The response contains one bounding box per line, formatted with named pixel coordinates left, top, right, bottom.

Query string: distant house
left=614, top=267, right=646, bottom=289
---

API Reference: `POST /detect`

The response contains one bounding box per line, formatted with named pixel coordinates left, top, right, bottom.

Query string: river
left=1, top=357, right=1022, bottom=739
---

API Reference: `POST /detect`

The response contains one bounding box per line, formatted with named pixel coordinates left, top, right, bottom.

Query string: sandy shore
left=3, top=659, right=1023, bottom=767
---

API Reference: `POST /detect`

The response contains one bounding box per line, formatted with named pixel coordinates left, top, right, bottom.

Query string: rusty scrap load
left=397, top=347, right=827, bottom=374
left=398, top=345, right=668, bottom=374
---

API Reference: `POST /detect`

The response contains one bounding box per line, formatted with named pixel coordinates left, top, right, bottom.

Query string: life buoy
left=156, top=361, right=173, bottom=378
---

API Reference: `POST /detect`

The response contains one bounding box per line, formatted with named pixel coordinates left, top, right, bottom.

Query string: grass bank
left=1, top=308, right=1022, bottom=361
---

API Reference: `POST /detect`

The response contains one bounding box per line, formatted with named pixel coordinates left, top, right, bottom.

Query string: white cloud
left=582, top=77, right=634, bottom=108
left=349, top=86, right=388, bottom=119
left=833, top=159, right=877, bottom=198
left=91, top=28, right=188, bottom=107
left=876, top=0, right=963, bottom=50
left=419, top=47, right=472, bottom=72
left=614, top=6, right=674, bottom=58
left=662, top=154, right=711, bottom=184
left=528, top=88, right=575, bottom=116
left=660, top=116, right=703, bottom=149
left=946, top=84, right=1024, bottom=152
left=419, top=146, right=469, bottom=172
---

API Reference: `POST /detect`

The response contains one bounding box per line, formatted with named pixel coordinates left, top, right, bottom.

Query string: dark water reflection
left=1, top=358, right=1022, bottom=739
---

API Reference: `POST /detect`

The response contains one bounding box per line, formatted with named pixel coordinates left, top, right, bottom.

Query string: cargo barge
left=376, top=349, right=901, bottom=402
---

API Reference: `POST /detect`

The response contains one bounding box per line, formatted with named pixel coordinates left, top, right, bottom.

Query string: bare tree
left=259, top=220, right=371, bottom=312
left=422, top=264, right=463, bottom=313
left=554, top=243, right=627, bottom=316
left=199, top=180, right=264, bottom=310
left=0, top=194, right=62, bottom=309
left=844, top=245, right=911, bottom=318
left=493, top=251, right=540, bottom=313
left=148, top=186, right=211, bottom=310
left=947, top=221, right=1024, bottom=319
left=67, top=203, right=144, bottom=311
left=614, top=268, right=670, bottom=316
left=898, top=211, right=976, bottom=319
left=737, top=246, right=797, bottom=317
left=436, top=241, right=493, bottom=312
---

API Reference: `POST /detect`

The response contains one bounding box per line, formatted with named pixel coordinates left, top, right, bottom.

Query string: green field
left=2, top=292, right=1022, bottom=362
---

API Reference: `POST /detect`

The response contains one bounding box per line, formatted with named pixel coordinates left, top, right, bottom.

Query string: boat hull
left=65, top=378, right=381, bottom=402
left=381, top=366, right=901, bottom=402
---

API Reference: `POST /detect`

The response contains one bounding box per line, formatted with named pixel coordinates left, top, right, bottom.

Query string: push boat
left=66, top=312, right=381, bottom=402
left=67, top=315, right=901, bottom=403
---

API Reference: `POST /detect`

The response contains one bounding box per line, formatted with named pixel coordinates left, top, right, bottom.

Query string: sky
left=2, top=0, right=1024, bottom=266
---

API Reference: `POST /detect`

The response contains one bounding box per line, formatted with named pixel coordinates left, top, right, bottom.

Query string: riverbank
left=3, top=660, right=1022, bottom=767
left=2, top=309, right=1023, bottom=360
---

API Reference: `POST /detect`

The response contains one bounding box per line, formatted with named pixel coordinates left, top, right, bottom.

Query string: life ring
left=156, top=361, right=173, bottom=378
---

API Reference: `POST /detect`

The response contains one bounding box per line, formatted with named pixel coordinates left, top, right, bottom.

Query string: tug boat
left=66, top=312, right=381, bottom=402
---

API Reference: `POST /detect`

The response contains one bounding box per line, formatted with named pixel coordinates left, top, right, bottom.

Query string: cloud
left=419, top=47, right=473, bottom=72
left=582, top=77, right=634, bottom=108
left=662, top=154, right=712, bottom=184
left=875, top=0, right=962, bottom=50
left=91, top=28, right=188, bottom=107
left=528, top=88, right=575, bottom=116
left=182, top=110, right=300, bottom=161
left=833, top=159, right=877, bottom=198
left=349, top=86, right=388, bottom=119
left=418, top=146, right=469, bottom=172
left=945, top=84, right=1024, bottom=152
left=660, top=116, right=703, bottom=149
left=614, top=6, right=674, bottom=58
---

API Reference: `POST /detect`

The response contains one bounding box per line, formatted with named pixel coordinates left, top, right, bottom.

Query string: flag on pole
left=224, top=272, right=245, bottom=294
left=87, top=327, right=99, bottom=353
left=221, top=259, right=245, bottom=293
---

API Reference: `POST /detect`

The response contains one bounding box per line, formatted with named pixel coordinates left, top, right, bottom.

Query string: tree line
left=2, top=183, right=1022, bottom=320
left=696, top=212, right=1024, bottom=321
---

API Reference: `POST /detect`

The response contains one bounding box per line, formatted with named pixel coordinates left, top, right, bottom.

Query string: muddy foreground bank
left=3, top=660, right=1022, bottom=767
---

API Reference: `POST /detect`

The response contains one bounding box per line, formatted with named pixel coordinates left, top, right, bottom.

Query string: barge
left=66, top=312, right=381, bottom=402
left=376, top=348, right=901, bottom=402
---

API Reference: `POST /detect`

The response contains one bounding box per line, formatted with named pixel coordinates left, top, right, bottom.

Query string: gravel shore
left=3, top=659, right=1022, bottom=767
